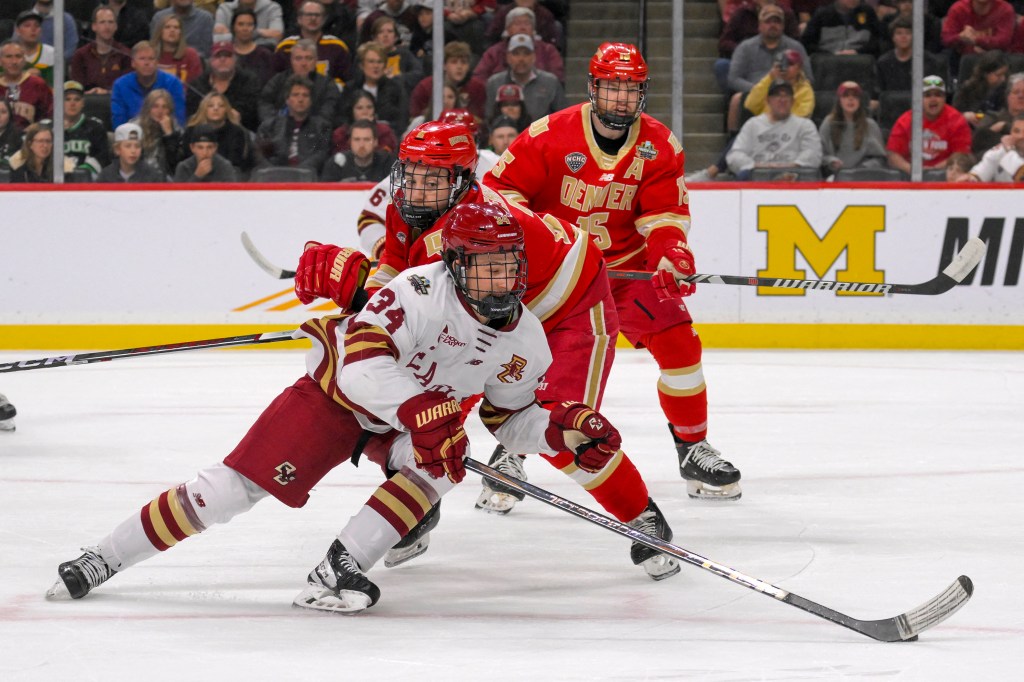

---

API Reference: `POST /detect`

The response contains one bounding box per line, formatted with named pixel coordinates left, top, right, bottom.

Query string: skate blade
left=642, top=555, right=681, bottom=582
left=293, top=585, right=372, bottom=615
left=44, top=579, right=72, bottom=601
left=474, top=488, right=519, bottom=515
left=0, top=421, right=15, bottom=432
left=686, top=479, right=742, bottom=501
left=384, top=536, right=430, bottom=568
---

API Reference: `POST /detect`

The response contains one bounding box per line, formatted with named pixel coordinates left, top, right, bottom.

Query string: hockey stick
left=0, top=330, right=297, bottom=374
left=241, top=231, right=985, bottom=296
left=464, top=457, right=973, bottom=642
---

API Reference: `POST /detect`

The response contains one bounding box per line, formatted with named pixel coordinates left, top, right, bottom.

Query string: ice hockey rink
left=1, top=346, right=1021, bottom=680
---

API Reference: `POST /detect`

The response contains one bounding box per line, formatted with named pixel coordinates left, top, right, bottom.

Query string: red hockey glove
left=645, top=229, right=696, bottom=300
left=294, top=241, right=370, bottom=310
left=397, top=392, right=468, bottom=484
left=544, top=402, right=622, bottom=473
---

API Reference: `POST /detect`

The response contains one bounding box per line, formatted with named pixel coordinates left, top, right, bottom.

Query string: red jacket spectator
left=940, top=0, right=1017, bottom=55
left=887, top=104, right=972, bottom=168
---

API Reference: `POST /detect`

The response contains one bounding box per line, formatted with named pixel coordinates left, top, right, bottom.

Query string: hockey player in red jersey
left=346, top=120, right=681, bottom=580
left=484, top=42, right=742, bottom=501
left=46, top=203, right=626, bottom=614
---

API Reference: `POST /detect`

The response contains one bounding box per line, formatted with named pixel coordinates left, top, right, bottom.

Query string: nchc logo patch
left=757, top=205, right=886, bottom=296
left=565, top=152, right=586, bottom=173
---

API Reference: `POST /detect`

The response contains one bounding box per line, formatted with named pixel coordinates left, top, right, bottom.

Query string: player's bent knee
left=187, top=462, right=270, bottom=526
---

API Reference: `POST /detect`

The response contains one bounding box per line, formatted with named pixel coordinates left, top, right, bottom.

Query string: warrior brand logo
left=274, top=462, right=297, bottom=486
left=565, top=152, right=587, bottom=173
left=438, top=325, right=466, bottom=348
left=413, top=398, right=460, bottom=428
left=636, top=141, right=658, bottom=160
left=408, top=274, right=431, bottom=295
left=757, top=205, right=886, bottom=296
left=497, top=354, right=527, bottom=383
left=465, top=359, right=483, bottom=365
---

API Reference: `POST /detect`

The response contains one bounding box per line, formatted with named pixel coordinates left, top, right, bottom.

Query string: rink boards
left=0, top=183, right=1020, bottom=350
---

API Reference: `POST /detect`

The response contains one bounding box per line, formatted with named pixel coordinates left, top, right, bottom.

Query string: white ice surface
left=1, top=348, right=1022, bottom=680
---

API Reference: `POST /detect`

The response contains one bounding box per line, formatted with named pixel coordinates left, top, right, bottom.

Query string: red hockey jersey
left=483, top=103, right=691, bottom=270
left=367, top=183, right=606, bottom=332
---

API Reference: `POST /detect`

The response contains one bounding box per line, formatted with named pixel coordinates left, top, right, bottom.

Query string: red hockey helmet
left=392, top=121, right=479, bottom=230
left=438, top=108, right=479, bottom=136
left=588, top=42, right=649, bottom=130
left=441, top=202, right=528, bottom=321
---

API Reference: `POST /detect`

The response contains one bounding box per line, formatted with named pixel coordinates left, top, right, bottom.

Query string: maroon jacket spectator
left=70, top=6, right=133, bottom=93
left=941, top=0, right=1017, bottom=56
left=486, top=1, right=558, bottom=47
left=720, top=0, right=800, bottom=58
left=408, top=41, right=487, bottom=121
left=0, top=41, right=54, bottom=129
left=274, top=1, right=352, bottom=86
left=473, top=7, right=564, bottom=82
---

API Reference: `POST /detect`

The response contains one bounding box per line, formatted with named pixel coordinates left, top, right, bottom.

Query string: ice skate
left=0, top=393, right=15, bottom=432
left=294, top=540, right=380, bottom=615
left=627, top=498, right=681, bottom=581
left=474, top=446, right=527, bottom=515
left=384, top=501, right=441, bottom=568
left=45, top=547, right=116, bottom=600
left=671, top=426, right=742, bottom=501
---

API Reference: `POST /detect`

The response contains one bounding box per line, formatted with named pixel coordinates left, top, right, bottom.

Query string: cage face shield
left=391, top=121, right=477, bottom=230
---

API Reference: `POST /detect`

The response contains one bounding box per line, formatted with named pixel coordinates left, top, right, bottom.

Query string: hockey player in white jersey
left=46, top=202, right=624, bottom=615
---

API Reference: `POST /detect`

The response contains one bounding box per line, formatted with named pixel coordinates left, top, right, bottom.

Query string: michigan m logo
left=757, top=205, right=886, bottom=296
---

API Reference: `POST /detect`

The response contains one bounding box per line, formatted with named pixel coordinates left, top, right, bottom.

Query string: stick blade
left=943, top=238, right=986, bottom=283
left=894, top=575, right=973, bottom=641
left=241, top=231, right=290, bottom=279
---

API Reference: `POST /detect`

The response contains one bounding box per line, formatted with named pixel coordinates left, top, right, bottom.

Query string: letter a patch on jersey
left=497, top=354, right=528, bottom=383
left=565, top=152, right=587, bottom=173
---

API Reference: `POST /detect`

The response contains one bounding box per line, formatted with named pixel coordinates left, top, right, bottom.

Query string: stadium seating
left=834, top=167, right=906, bottom=182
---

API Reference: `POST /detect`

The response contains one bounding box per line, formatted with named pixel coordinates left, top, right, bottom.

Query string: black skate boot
left=293, top=539, right=380, bottom=614
left=45, top=547, right=116, bottom=600
left=627, top=498, right=681, bottom=581
left=384, top=500, right=441, bottom=568
left=671, top=425, right=742, bottom=501
left=0, top=393, right=16, bottom=432
left=474, top=445, right=527, bottom=515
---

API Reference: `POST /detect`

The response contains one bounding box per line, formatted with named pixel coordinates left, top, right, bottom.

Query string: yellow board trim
left=1, top=324, right=1021, bottom=351
left=614, top=324, right=1024, bottom=351
left=0, top=325, right=308, bottom=351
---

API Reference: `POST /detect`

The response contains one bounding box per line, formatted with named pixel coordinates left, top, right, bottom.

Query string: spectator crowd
left=694, top=0, right=1024, bottom=182
left=0, top=0, right=568, bottom=183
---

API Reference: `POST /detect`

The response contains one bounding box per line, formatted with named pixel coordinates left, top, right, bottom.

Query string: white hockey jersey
left=300, top=261, right=557, bottom=455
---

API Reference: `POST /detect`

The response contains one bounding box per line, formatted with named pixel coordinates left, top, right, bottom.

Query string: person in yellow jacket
left=744, top=49, right=814, bottom=118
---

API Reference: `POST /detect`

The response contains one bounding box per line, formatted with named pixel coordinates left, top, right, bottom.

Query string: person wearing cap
left=186, top=39, right=262, bottom=133
left=408, top=40, right=487, bottom=121
left=0, top=39, right=54, bottom=129
left=111, top=41, right=187, bottom=128
left=474, top=6, right=564, bottom=83
left=173, top=122, right=240, bottom=182
left=214, top=0, right=284, bottom=49
left=801, top=0, right=883, bottom=56
left=941, top=0, right=1016, bottom=57
left=62, top=80, right=111, bottom=179
left=29, top=1, right=79, bottom=63
left=69, top=6, right=133, bottom=95
left=886, top=75, right=972, bottom=172
left=14, top=10, right=56, bottom=86
left=484, top=33, right=566, bottom=124
left=743, top=47, right=814, bottom=118
left=819, top=80, right=887, bottom=175
left=493, top=82, right=530, bottom=131
left=963, top=113, right=1024, bottom=181
left=486, top=114, right=518, bottom=155
left=727, top=79, right=823, bottom=179
left=727, top=4, right=809, bottom=133
left=151, top=0, right=215, bottom=58
left=97, top=122, right=167, bottom=183
left=273, top=1, right=352, bottom=88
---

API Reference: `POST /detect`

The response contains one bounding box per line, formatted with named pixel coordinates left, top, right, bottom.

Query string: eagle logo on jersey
left=408, top=274, right=431, bottom=295
left=636, top=141, right=658, bottom=160
left=274, top=462, right=297, bottom=486
left=497, top=354, right=528, bottom=383
left=565, top=152, right=587, bottom=173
